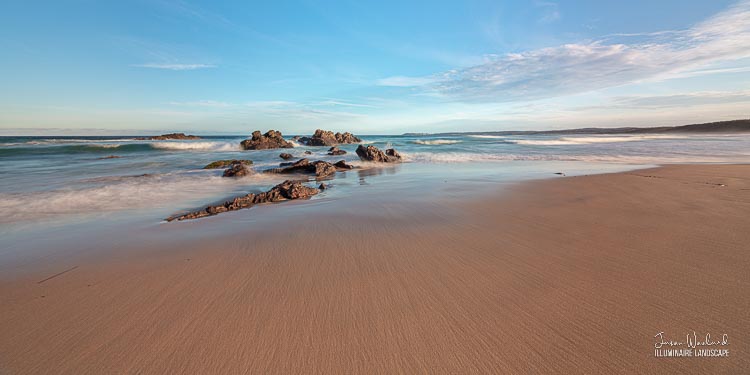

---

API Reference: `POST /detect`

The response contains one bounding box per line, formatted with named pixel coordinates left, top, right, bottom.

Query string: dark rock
left=166, top=180, right=319, bottom=221
left=333, top=160, right=354, bottom=169
left=240, top=130, right=294, bottom=150
left=318, top=183, right=327, bottom=190
left=335, top=132, right=361, bottom=144
left=137, top=133, right=201, bottom=140
left=313, top=161, right=337, bottom=178
left=98, top=155, right=122, bottom=159
left=279, top=153, right=293, bottom=160
left=300, top=129, right=362, bottom=146
left=264, top=158, right=337, bottom=178
left=304, top=150, right=312, bottom=155
left=327, top=146, right=347, bottom=155
left=355, top=144, right=402, bottom=163
left=204, top=159, right=253, bottom=169
left=222, top=162, right=252, bottom=177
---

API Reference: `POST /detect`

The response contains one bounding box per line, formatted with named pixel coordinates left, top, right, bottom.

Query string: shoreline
left=1, top=163, right=748, bottom=373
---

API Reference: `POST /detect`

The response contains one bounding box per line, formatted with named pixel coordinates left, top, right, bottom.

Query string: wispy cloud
left=133, top=63, right=216, bottom=71
left=169, top=100, right=231, bottom=107
left=535, top=1, right=561, bottom=24
left=379, top=1, right=750, bottom=103
left=376, top=76, right=441, bottom=87
left=580, top=91, right=750, bottom=110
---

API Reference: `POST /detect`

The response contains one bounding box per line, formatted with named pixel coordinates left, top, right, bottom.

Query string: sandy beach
left=1, top=163, right=748, bottom=373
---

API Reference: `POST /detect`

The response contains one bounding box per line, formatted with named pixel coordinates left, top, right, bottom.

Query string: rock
left=240, top=130, right=294, bottom=150
left=335, top=132, right=361, bottom=144
left=355, top=145, right=402, bottom=163
left=166, top=180, right=319, bottom=221
left=333, top=160, right=354, bottom=169
left=98, top=155, right=122, bottom=159
left=327, top=146, right=347, bottom=155
left=275, top=179, right=320, bottom=199
left=304, top=150, right=312, bottom=155
left=313, top=161, right=337, bottom=178
left=264, top=158, right=337, bottom=178
left=279, top=153, right=293, bottom=160
left=222, top=162, right=252, bottom=177
left=204, top=159, right=253, bottom=169
left=300, top=129, right=362, bottom=146
left=138, top=133, right=201, bottom=140
left=319, top=183, right=327, bottom=190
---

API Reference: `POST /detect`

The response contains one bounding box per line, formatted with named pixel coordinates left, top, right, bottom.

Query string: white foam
left=412, top=139, right=462, bottom=145
left=511, top=134, right=688, bottom=146
left=468, top=135, right=506, bottom=139
left=150, top=141, right=240, bottom=151
left=0, top=172, right=287, bottom=224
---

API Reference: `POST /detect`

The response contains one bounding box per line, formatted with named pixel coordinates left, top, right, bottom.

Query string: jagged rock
left=137, top=133, right=201, bottom=140
left=240, top=130, right=294, bottom=150
left=279, top=153, right=293, bottom=160
left=319, top=183, right=327, bottom=190
left=355, top=145, right=402, bottom=163
left=333, top=160, right=354, bottom=169
left=166, top=180, right=319, bottom=221
left=304, top=150, right=312, bottom=155
left=335, top=132, right=361, bottom=144
left=314, top=161, right=337, bottom=178
left=300, top=129, right=362, bottom=146
left=264, top=158, right=337, bottom=178
left=223, top=162, right=252, bottom=177
left=328, top=146, right=347, bottom=155
left=204, top=159, right=253, bottom=169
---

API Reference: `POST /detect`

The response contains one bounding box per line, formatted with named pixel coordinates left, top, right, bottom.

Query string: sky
left=1, top=0, right=749, bottom=135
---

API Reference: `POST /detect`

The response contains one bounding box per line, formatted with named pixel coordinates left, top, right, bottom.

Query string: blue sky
left=1, top=0, right=749, bottom=134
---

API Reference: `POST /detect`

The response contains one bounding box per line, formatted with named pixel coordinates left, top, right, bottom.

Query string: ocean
left=1, top=132, right=749, bottom=241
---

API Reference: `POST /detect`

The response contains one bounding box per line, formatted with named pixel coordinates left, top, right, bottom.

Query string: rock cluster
left=240, top=130, right=294, bottom=150
left=203, top=159, right=253, bottom=169
left=166, top=180, right=319, bottom=221
left=355, top=145, right=402, bottom=163
left=298, top=129, right=362, bottom=146
left=138, top=133, right=201, bottom=140
left=264, top=158, right=352, bottom=179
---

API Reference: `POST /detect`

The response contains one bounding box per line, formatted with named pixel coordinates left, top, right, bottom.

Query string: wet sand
left=1, top=164, right=748, bottom=373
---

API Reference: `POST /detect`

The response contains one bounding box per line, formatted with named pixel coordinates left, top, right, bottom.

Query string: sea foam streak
left=0, top=172, right=287, bottom=224
left=412, top=139, right=462, bottom=145
left=150, top=141, right=240, bottom=151
left=511, top=135, right=687, bottom=146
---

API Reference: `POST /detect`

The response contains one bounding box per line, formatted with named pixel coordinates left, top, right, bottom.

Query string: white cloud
left=133, top=63, right=216, bottom=70
left=382, top=1, right=750, bottom=102
left=535, top=1, right=560, bottom=24
left=169, top=100, right=230, bottom=107
left=579, top=91, right=750, bottom=110
left=376, top=76, right=441, bottom=87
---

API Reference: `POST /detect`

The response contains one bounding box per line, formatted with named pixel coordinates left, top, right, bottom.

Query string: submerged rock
left=327, top=146, right=347, bottom=155
left=333, top=160, right=354, bottom=169
left=265, top=158, right=354, bottom=178
left=279, top=152, right=293, bottom=160
left=304, top=150, right=313, bottom=155
left=355, top=145, right=402, bottom=163
left=203, top=159, right=253, bottom=169
left=138, top=133, right=201, bottom=140
left=166, top=180, right=319, bottom=221
left=240, top=130, right=294, bottom=150
left=222, top=162, right=253, bottom=177
left=98, top=155, right=122, bottom=159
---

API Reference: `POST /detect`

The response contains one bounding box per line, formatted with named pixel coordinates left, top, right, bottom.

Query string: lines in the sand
left=37, top=266, right=79, bottom=284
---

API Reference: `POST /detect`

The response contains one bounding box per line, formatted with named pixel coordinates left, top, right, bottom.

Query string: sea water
left=1, top=132, right=748, bottom=258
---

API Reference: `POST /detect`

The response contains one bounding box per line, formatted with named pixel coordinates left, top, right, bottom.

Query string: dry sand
left=1, top=164, right=749, bottom=374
